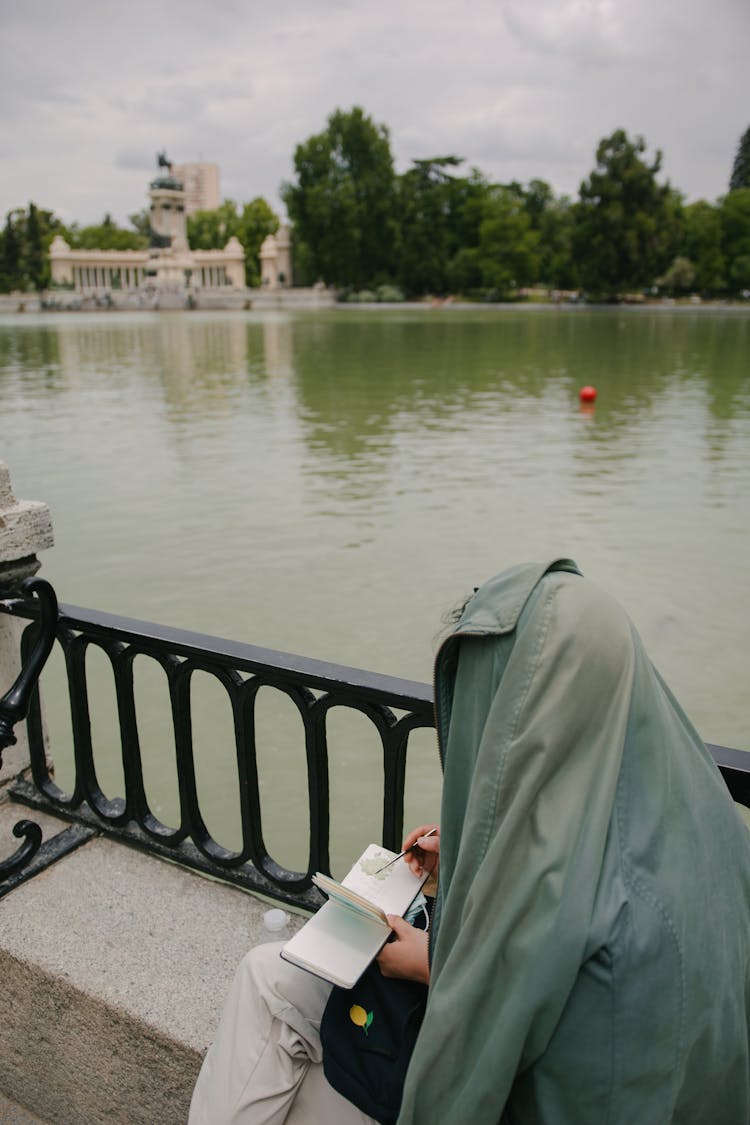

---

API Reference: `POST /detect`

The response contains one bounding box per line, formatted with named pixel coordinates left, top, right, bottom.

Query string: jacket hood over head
left=398, top=559, right=750, bottom=1125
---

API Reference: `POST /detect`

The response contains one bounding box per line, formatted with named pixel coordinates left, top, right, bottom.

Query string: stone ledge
left=0, top=802, right=305, bottom=1124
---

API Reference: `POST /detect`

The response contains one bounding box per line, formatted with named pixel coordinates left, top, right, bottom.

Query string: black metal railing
left=1, top=589, right=748, bottom=909
left=0, top=593, right=434, bottom=909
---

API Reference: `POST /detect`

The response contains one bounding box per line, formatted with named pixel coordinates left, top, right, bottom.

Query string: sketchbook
left=280, top=843, right=429, bottom=989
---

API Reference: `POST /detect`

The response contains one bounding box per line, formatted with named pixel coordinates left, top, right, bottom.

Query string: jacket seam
left=615, top=745, right=686, bottom=1116
left=481, top=581, right=555, bottom=861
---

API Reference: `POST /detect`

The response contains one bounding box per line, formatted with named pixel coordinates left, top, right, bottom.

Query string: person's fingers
left=401, top=823, right=438, bottom=851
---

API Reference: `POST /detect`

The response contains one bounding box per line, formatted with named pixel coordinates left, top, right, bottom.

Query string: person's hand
left=402, top=824, right=440, bottom=895
left=376, top=916, right=430, bottom=984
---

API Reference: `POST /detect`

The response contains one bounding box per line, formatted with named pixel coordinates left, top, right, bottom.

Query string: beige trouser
left=188, top=942, right=379, bottom=1125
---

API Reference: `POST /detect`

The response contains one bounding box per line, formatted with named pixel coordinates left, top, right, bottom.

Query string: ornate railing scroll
left=0, top=578, right=58, bottom=878
left=0, top=595, right=435, bottom=909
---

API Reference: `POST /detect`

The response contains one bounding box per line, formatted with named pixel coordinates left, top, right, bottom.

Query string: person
left=190, top=559, right=750, bottom=1124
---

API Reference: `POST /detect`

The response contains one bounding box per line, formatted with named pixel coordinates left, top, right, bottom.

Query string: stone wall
left=0, top=799, right=303, bottom=1124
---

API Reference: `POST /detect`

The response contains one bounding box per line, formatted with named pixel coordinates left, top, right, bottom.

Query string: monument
left=48, top=153, right=245, bottom=307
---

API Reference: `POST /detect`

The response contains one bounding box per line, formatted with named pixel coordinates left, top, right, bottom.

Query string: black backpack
left=321, top=962, right=427, bottom=1124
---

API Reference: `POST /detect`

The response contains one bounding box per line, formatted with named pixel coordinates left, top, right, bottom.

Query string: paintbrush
left=374, top=827, right=438, bottom=873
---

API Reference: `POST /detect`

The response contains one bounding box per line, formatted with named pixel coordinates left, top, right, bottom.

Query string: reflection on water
left=1, top=307, right=749, bottom=870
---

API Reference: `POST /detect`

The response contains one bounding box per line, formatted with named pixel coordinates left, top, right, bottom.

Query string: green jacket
left=398, top=561, right=750, bottom=1124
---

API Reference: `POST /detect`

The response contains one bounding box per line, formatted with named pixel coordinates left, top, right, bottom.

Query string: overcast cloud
left=1, top=0, right=748, bottom=226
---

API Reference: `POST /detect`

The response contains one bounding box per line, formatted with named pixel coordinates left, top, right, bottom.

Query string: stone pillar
left=0, top=462, right=54, bottom=788
left=259, top=233, right=278, bottom=289
left=49, top=235, right=73, bottom=287
left=275, top=226, right=292, bottom=288
left=223, top=237, right=245, bottom=289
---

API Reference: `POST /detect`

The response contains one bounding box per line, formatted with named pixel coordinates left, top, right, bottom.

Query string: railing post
left=0, top=461, right=54, bottom=790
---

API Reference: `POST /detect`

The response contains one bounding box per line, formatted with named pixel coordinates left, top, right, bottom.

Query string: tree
left=729, top=126, right=750, bottom=192
left=0, top=203, right=62, bottom=292
left=446, top=246, right=483, bottom=292
left=443, top=167, right=492, bottom=293
left=282, top=106, right=397, bottom=289
left=66, top=213, right=148, bottom=251
left=25, top=203, right=48, bottom=290
left=512, top=180, right=578, bottom=289
left=681, top=201, right=725, bottom=293
left=237, top=198, right=279, bottom=287
left=522, top=178, right=555, bottom=227
left=656, top=256, right=696, bottom=295
left=392, top=159, right=495, bottom=296
left=128, top=209, right=152, bottom=242
left=477, top=187, right=539, bottom=297
left=0, top=211, right=21, bottom=291
left=187, top=197, right=279, bottom=287
left=396, top=156, right=465, bottom=296
left=187, top=199, right=240, bottom=249
left=536, top=195, right=579, bottom=289
left=720, top=187, right=750, bottom=293
left=573, top=130, right=681, bottom=298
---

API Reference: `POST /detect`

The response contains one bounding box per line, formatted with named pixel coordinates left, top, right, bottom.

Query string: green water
left=1, top=306, right=749, bottom=874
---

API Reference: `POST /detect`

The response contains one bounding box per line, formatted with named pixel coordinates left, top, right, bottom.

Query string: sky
left=1, top=0, right=748, bottom=228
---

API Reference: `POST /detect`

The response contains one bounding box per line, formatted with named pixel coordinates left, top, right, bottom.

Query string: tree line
left=281, top=111, right=750, bottom=300
left=2, top=116, right=749, bottom=300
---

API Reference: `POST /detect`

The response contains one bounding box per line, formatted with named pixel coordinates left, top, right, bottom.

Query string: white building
left=172, top=163, right=221, bottom=215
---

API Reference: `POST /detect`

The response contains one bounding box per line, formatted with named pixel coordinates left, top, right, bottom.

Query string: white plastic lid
left=263, top=908, right=289, bottom=932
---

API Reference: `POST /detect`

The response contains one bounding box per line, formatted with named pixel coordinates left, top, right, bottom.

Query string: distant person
left=189, top=559, right=750, bottom=1124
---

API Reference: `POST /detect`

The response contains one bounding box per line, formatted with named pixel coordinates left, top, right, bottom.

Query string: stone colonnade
left=194, top=265, right=228, bottom=287
left=71, top=264, right=148, bottom=290
left=48, top=236, right=246, bottom=293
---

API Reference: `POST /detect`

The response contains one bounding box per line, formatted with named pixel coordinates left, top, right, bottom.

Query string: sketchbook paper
left=313, top=844, right=424, bottom=923
left=280, top=843, right=428, bottom=989
left=345, top=844, right=423, bottom=906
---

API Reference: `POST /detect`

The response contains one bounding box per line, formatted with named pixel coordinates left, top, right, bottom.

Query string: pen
left=374, top=827, right=438, bottom=873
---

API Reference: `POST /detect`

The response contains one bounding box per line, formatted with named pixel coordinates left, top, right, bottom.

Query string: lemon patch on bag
left=349, top=1004, right=374, bottom=1035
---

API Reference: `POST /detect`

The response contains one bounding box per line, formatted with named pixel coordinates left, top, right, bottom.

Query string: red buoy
left=579, top=385, right=597, bottom=403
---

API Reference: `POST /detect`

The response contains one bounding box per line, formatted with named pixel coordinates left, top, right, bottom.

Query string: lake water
left=1, top=306, right=749, bottom=873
